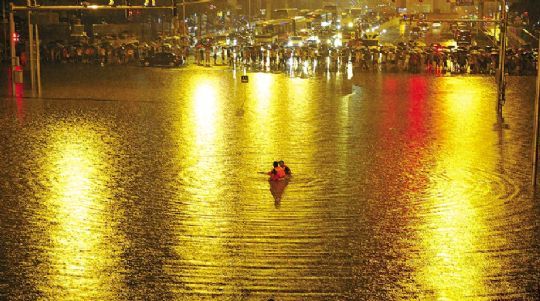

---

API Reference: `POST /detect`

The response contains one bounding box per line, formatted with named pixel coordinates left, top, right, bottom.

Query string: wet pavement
left=1, top=64, right=539, bottom=300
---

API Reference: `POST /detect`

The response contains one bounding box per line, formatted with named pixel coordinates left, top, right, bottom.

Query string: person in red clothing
left=268, top=161, right=286, bottom=181
left=278, top=160, right=291, bottom=176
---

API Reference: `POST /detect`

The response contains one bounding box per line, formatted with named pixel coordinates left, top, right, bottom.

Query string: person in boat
left=268, top=161, right=286, bottom=181
left=278, top=160, right=291, bottom=176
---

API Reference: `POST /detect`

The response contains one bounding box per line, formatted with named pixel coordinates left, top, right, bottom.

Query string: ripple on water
left=0, top=68, right=538, bottom=300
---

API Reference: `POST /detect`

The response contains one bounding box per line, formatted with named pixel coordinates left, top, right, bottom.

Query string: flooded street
left=0, top=65, right=539, bottom=300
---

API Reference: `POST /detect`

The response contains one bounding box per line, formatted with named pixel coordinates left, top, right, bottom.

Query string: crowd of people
left=38, top=38, right=189, bottom=66
left=215, top=43, right=538, bottom=76
left=8, top=35, right=537, bottom=77
left=41, top=41, right=539, bottom=76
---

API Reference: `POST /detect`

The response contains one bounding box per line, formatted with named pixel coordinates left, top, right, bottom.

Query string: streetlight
left=496, top=0, right=508, bottom=114
left=531, top=31, right=540, bottom=187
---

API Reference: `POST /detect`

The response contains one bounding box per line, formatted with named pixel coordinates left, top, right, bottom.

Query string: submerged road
left=0, top=64, right=539, bottom=300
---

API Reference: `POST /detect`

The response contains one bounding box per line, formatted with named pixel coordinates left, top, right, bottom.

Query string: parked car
left=142, top=52, right=182, bottom=67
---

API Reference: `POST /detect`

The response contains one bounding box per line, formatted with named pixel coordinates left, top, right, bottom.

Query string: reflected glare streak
left=288, top=78, right=311, bottom=127
left=417, top=79, right=493, bottom=300
left=245, top=73, right=276, bottom=155
left=252, top=73, right=273, bottom=115
left=171, top=77, right=230, bottom=295
left=43, top=125, right=117, bottom=299
left=193, top=82, right=218, bottom=145
left=347, top=63, right=353, bottom=80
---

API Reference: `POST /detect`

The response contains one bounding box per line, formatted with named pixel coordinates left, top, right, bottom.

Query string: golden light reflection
left=252, top=73, right=273, bottom=116
left=193, top=82, right=218, bottom=144
left=416, top=78, right=496, bottom=299
left=41, top=124, right=118, bottom=299
left=347, top=63, right=354, bottom=80
left=288, top=78, right=310, bottom=117
left=171, top=77, right=229, bottom=293
left=336, top=90, right=351, bottom=174
left=242, top=73, right=280, bottom=158
left=286, top=78, right=313, bottom=156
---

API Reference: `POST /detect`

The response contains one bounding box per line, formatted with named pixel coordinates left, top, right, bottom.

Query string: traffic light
left=11, top=32, right=20, bottom=43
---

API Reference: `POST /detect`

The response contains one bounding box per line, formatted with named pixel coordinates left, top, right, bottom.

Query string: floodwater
left=1, top=65, right=539, bottom=300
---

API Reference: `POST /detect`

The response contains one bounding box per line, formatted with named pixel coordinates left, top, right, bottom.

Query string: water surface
left=0, top=65, right=539, bottom=300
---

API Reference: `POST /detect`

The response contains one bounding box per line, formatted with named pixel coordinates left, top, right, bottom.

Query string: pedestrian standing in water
left=278, top=160, right=291, bottom=176
left=268, top=161, right=286, bottom=181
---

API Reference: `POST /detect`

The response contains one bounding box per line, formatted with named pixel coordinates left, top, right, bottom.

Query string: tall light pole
left=28, top=0, right=35, bottom=96
left=531, top=31, right=540, bottom=188
left=496, top=0, right=508, bottom=115
left=2, top=0, right=7, bottom=62
left=9, top=5, right=15, bottom=94
left=182, top=0, right=186, bottom=24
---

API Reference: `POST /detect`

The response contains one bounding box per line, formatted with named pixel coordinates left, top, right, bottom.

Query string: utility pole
left=35, top=22, right=41, bottom=96
left=496, top=0, right=508, bottom=115
left=9, top=7, right=15, bottom=95
left=2, top=0, right=7, bottom=62
left=182, top=0, right=186, bottom=27
left=532, top=31, right=540, bottom=188
left=28, top=0, right=35, bottom=96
